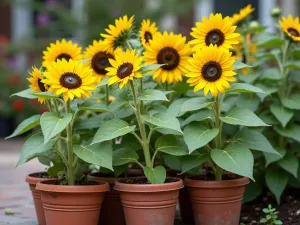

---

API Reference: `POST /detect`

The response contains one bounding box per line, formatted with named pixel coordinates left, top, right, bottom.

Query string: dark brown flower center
left=117, top=63, right=134, bottom=79
left=144, top=31, right=152, bottom=43
left=205, top=29, right=225, bottom=46
left=288, top=28, right=300, bottom=37
left=91, top=51, right=114, bottom=75
left=201, top=61, right=222, bottom=82
left=157, top=47, right=180, bottom=71
left=37, top=78, right=46, bottom=92
left=60, top=72, right=82, bottom=89
left=56, top=53, right=72, bottom=61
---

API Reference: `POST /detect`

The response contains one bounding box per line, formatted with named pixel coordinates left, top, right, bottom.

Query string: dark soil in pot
left=240, top=188, right=300, bottom=225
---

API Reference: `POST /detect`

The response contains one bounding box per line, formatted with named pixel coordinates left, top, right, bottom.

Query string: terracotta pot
left=184, top=176, right=249, bottom=225
left=114, top=177, right=183, bottom=225
left=25, top=172, right=56, bottom=225
left=88, top=172, right=126, bottom=225
left=36, top=180, right=110, bottom=225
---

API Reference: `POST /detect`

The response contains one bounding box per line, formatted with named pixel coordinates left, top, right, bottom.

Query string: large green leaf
left=265, top=167, right=288, bottom=204
left=74, top=142, right=113, bottom=170
left=264, top=148, right=286, bottom=167
left=143, top=113, right=182, bottom=134
left=139, top=64, right=164, bottom=74
left=278, top=153, right=299, bottom=178
left=47, top=162, right=65, bottom=177
left=6, top=115, right=40, bottom=139
left=270, top=103, right=294, bottom=127
left=183, top=122, right=219, bottom=153
left=138, top=89, right=168, bottom=102
left=220, top=107, right=269, bottom=127
left=233, top=128, right=280, bottom=155
left=79, top=101, right=109, bottom=112
left=181, top=151, right=209, bottom=173
left=17, top=133, right=56, bottom=166
left=180, top=97, right=212, bottom=113
left=144, top=166, right=166, bottom=184
left=275, top=124, right=300, bottom=143
left=226, top=83, right=266, bottom=94
left=167, top=98, right=188, bottom=117
left=233, top=60, right=251, bottom=70
left=33, top=92, right=58, bottom=99
left=162, top=154, right=181, bottom=172
left=92, top=119, right=136, bottom=145
left=11, top=89, right=37, bottom=99
left=236, top=95, right=260, bottom=112
left=181, top=109, right=212, bottom=126
left=281, top=93, right=300, bottom=110
left=211, top=143, right=254, bottom=180
left=155, top=135, right=188, bottom=156
left=113, top=148, right=139, bottom=166
left=40, top=112, right=73, bottom=143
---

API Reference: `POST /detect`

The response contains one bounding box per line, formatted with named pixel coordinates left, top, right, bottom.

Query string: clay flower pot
left=88, top=172, right=126, bottom=225
left=114, top=177, right=183, bottom=225
left=184, top=176, right=249, bottom=225
left=36, top=180, right=110, bottom=225
left=25, top=172, right=56, bottom=225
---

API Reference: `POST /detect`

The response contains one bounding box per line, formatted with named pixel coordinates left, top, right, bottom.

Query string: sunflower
left=42, top=39, right=82, bottom=66
left=83, top=40, right=122, bottom=83
left=106, top=49, right=143, bottom=88
left=143, top=32, right=191, bottom=84
left=27, top=66, right=47, bottom=104
left=231, top=5, right=255, bottom=25
left=101, top=15, right=135, bottom=52
left=190, top=13, right=240, bottom=52
left=186, top=44, right=237, bottom=97
left=139, top=19, right=158, bottom=47
left=43, top=59, right=97, bottom=102
left=279, top=15, right=300, bottom=42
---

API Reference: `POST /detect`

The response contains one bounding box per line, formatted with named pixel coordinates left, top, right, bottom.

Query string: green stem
left=126, top=40, right=133, bottom=51
left=66, top=101, right=75, bottom=185
left=129, top=81, right=152, bottom=168
left=105, top=84, right=109, bottom=105
left=151, top=150, right=159, bottom=167
left=280, top=40, right=290, bottom=97
left=140, top=79, right=144, bottom=114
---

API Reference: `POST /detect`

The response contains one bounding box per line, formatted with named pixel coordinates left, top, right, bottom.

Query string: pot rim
left=25, top=172, right=55, bottom=185
left=114, top=177, right=183, bottom=193
left=184, top=175, right=249, bottom=188
left=36, top=180, right=110, bottom=193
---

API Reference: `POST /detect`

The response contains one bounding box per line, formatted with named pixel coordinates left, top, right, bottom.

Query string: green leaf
left=92, top=119, right=136, bottom=145
left=233, top=128, right=280, bottom=155
left=47, top=162, right=65, bottom=177
left=275, top=124, right=300, bottom=143
left=220, top=107, right=270, bottom=127
left=74, top=142, right=113, bottom=170
left=256, top=83, right=278, bottom=101
left=270, top=103, right=294, bottom=127
left=6, top=115, right=40, bottom=139
left=79, top=101, right=109, bottom=112
left=181, top=151, right=209, bottom=173
left=17, top=133, right=56, bottom=166
left=167, top=98, right=188, bottom=117
left=138, top=89, right=168, bottom=102
left=183, top=122, right=219, bottom=154
left=265, top=168, right=288, bottom=204
left=140, top=64, right=164, bottom=74
left=113, top=148, right=139, bottom=166
left=233, top=60, right=251, bottom=70
left=211, top=143, right=254, bottom=180
left=278, top=153, right=299, bottom=178
left=181, top=109, right=212, bottom=126
left=264, top=148, right=286, bottom=167
left=236, top=94, right=260, bottom=112
left=40, top=112, right=73, bottom=143
left=259, top=68, right=282, bottom=81
left=285, top=60, right=300, bottom=69
left=144, top=166, right=166, bottom=184
left=33, top=92, right=57, bottom=99
left=226, top=83, right=266, bottom=94
left=162, top=154, right=181, bottom=172
left=11, top=89, right=37, bottom=99
left=155, top=135, right=188, bottom=156
left=257, top=35, right=283, bottom=48
left=180, top=97, right=212, bottom=113
left=143, top=113, right=182, bottom=134
left=281, top=93, right=300, bottom=110
left=97, top=77, right=109, bottom=87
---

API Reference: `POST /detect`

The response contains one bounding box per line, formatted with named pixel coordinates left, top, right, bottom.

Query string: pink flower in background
left=37, top=13, right=50, bottom=26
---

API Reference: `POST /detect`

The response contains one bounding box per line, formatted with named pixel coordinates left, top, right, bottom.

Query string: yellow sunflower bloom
left=27, top=66, right=47, bottom=104
left=140, top=19, right=158, bottom=47
left=83, top=40, right=122, bottom=83
left=231, top=4, right=255, bottom=25
left=280, top=15, right=300, bottom=42
left=101, top=15, right=135, bottom=52
left=42, top=39, right=82, bottom=67
left=186, top=44, right=237, bottom=97
left=106, top=49, right=143, bottom=88
left=143, top=32, right=191, bottom=84
left=190, top=13, right=240, bottom=51
left=43, top=59, right=97, bottom=102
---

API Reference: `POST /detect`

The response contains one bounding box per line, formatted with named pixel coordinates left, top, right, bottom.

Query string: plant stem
left=280, top=40, right=290, bottom=97
left=129, top=81, right=152, bottom=168
left=66, top=101, right=75, bottom=185
left=105, top=84, right=109, bottom=105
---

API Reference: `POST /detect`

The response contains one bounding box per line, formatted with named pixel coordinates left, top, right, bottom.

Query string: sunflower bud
left=271, top=7, right=281, bottom=18
left=249, top=21, right=260, bottom=29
